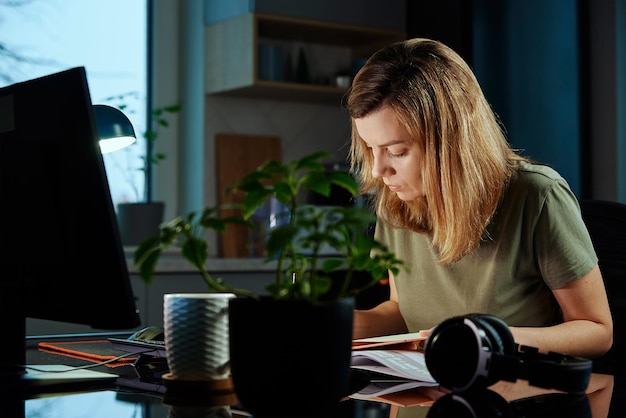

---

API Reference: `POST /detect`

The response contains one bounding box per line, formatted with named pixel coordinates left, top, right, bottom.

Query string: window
left=0, top=0, right=148, bottom=208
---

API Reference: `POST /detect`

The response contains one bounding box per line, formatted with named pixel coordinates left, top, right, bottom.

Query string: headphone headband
left=516, top=345, right=592, bottom=393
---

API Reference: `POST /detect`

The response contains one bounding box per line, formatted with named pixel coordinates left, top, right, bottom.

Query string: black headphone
left=423, top=314, right=593, bottom=393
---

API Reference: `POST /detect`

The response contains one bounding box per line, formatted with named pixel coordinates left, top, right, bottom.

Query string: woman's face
left=354, top=106, right=424, bottom=201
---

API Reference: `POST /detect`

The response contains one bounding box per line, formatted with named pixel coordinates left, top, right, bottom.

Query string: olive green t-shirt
left=375, top=163, right=597, bottom=331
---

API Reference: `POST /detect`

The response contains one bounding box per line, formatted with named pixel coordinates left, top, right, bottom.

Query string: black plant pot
left=228, top=296, right=354, bottom=418
left=117, top=202, right=164, bottom=246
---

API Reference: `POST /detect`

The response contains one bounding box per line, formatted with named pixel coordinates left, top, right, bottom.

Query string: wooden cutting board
left=215, top=133, right=281, bottom=258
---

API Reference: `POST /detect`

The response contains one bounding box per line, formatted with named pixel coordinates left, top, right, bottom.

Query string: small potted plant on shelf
left=105, top=93, right=180, bottom=246
left=134, top=151, right=403, bottom=417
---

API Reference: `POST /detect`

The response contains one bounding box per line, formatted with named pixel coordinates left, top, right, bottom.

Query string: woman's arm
left=510, top=264, right=613, bottom=358
left=352, top=270, right=408, bottom=339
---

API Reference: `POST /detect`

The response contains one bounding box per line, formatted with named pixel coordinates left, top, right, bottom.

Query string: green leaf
left=295, top=151, right=331, bottom=171
left=302, top=172, right=331, bottom=196
left=273, top=181, right=294, bottom=205
left=242, top=189, right=274, bottom=219
left=266, top=225, right=298, bottom=255
left=312, top=275, right=332, bottom=296
left=137, top=247, right=162, bottom=285
left=321, top=258, right=345, bottom=272
left=134, top=235, right=162, bottom=265
left=181, top=237, right=208, bottom=270
left=234, top=171, right=271, bottom=191
left=258, top=159, right=284, bottom=173
left=163, top=105, right=181, bottom=113
left=328, top=171, right=359, bottom=196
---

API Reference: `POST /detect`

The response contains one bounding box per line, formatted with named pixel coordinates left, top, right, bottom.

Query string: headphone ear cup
left=470, top=314, right=516, bottom=356
left=425, top=316, right=470, bottom=390
left=466, top=314, right=514, bottom=387
left=425, top=314, right=517, bottom=391
left=425, top=315, right=489, bottom=391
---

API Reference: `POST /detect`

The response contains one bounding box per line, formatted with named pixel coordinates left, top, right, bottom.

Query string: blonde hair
left=347, top=38, right=527, bottom=264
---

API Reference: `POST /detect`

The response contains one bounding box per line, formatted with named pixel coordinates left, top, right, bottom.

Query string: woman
left=347, top=38, right=612, bottom=359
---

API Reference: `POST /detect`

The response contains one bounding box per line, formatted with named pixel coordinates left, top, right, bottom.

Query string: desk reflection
left=381, top=372, right=615, bottom=418
left=160, top=372, right=619, bottom=418
left=19, top=373, right=622, bottom=418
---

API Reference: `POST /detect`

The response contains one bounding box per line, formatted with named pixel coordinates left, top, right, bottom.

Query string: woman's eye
left=388, top=149, right=406, bottom=158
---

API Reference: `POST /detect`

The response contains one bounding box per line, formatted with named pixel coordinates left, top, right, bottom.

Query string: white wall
left=152, top=0, right=352, bottom=257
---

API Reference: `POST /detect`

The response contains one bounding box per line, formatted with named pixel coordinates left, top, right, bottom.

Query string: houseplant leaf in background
left=134, top=206, right=255, bottom=297
left=232, top=151, right=403, bottom=303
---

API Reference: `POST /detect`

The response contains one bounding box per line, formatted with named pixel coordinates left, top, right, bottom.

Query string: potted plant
left=115, top=103, right=181, bottom=246
left=134, top=151, right=403, bottom=417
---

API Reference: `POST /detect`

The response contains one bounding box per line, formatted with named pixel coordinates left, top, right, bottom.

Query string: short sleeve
left=534, top=177, right=598, bottom=289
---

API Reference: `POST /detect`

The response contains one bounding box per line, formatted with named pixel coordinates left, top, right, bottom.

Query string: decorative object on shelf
left=258, top=44, right=286, bottom=81
left=293, top=46, right=311, bottom=84
left=134, top=151, right=404, bottom=416
left=335, top=74, right=352, bottom=88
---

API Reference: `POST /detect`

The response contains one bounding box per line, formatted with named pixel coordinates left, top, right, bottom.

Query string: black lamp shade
left=94, top=104, right=136, bottom=153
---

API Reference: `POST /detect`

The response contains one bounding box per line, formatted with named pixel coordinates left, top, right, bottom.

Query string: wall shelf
left=205, top=13, right=405, bottom=104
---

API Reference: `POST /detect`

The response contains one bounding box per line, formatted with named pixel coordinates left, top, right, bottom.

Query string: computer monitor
left=0, top=67, right=141, bottom=385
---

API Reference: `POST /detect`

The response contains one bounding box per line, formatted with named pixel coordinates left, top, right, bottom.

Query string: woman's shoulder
left=509, top=161, right=573, bottom=198
left=514, top=161, right=566, bottom=185
left=503, top=161, right=578, bottom=216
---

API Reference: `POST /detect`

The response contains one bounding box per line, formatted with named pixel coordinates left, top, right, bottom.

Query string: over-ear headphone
left=423, top=314, right=593, bottom=393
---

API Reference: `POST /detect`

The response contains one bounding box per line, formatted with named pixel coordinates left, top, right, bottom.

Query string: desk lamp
left=94, top=104, right=136, bottom=153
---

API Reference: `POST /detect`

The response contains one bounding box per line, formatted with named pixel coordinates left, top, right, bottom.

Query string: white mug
left=163, top=293, right=235, bottom=381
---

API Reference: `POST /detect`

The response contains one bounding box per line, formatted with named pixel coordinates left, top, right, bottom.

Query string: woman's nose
left=371, top=156, right=387, bottom=178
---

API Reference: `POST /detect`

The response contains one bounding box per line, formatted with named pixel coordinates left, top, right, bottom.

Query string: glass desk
left=12, top=375, right=624, bottom=418
left=17, top=336, right=625, bottom=418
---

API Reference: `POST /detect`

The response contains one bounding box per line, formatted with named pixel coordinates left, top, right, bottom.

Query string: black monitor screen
left=0, top=67, right=141, bottom=377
